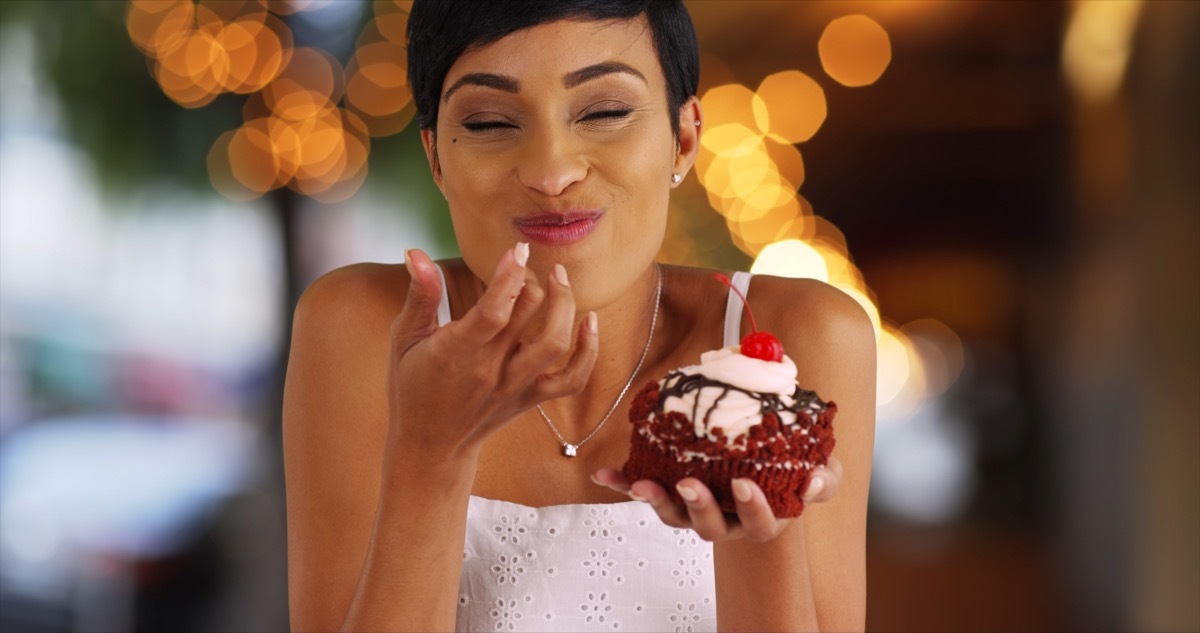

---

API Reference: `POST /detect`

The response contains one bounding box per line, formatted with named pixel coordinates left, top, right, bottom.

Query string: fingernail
left=805, top=476, right=825, bottom=500
left=675, top=483, right=699, bottom=503
left=404, top=249, right=416, bottom=277
left=629, top=491, right=648, bottom=502
left=406, top=250, right=432, bottom=281
left=514, top=242, right=530, bottom=267
left=553, top=263, right=569, bottom=287
left=586, top=311, right=598, bottom=334
left=589, top=474, right=602, bottom=486
left=731, top=478, right=753, bottom=503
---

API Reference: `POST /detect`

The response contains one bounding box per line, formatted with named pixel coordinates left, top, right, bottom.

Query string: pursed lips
left=512, top=210, right=604, bottom=246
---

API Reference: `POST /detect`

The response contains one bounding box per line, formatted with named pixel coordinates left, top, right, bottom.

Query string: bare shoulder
left=282, top=262, right=410, bottom=630
left=284, top=261, right=409, bottom=460
left=710, top=274, right=875, bottom=630
left=283, top=261, right=411, bottom=530
left=283, top=261, right=408, bottom=467
left=748, top=275, right=876, bottom=383
left=752, top=275, right=875, bottom=630
left=293, top=262, right=408, bottom=334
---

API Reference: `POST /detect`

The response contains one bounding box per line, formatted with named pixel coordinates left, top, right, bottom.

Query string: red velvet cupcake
left=621, top=344, right=836, bottom=518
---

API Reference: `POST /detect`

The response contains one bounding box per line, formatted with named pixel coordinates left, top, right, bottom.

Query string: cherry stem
left=713, top=273, right=759, bottom=334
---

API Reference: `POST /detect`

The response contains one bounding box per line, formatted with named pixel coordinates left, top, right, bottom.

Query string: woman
left=283, top=1, right=875, bottom=631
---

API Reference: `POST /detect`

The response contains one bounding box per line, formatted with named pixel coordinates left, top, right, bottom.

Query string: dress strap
left=723, top=271, right=753, bottom=347
left=433, top=263, right=452, bottom=326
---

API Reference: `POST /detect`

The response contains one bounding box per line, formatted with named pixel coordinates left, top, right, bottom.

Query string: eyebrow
left=563, top=62, right=647, bottom=88
left=442, top=61, right=648, bottom=102
left=442, top=73, right=520, bottom=102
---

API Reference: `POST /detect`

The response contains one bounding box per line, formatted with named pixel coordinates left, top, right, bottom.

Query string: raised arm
left=592, top=276, right=875, bottom=631
left=283, top=246, right=598, bottom=632
left=711, top=278, right=876, bottom=632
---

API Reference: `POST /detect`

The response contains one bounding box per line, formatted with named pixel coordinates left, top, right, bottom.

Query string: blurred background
left=0, top=0, right=1196, bottom=631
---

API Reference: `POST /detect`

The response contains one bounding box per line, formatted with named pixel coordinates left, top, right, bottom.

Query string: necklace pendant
left=563, top=443, right=578, bottom=457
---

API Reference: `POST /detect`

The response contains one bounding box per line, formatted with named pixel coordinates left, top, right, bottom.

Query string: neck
left=537, top=263, right=662, bottom=440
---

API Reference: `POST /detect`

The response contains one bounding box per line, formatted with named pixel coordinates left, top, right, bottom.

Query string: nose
left=515, top=127, right=587, bottom=197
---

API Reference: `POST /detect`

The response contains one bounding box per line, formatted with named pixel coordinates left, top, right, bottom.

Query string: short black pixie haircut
left=406, top=0, right=700, bottom=138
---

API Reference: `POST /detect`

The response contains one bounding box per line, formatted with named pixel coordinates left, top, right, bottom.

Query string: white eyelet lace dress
left=459, top=497, right=716, bottom=632
left=432, top=267, right=755, bottom=632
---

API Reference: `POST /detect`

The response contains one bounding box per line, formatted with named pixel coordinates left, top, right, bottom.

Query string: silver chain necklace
left=536, top=265, right=662, bottom=457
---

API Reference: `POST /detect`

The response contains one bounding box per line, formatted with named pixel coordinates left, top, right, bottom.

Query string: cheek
left=436, top=148, right=508, bottom=280
left=597, top=136, right=676, bottom=196
left=437, top=142, right=508, bottom=229
left=439, top=143, right=500, bottom=195
left=597, top=129, right=676, bottom=215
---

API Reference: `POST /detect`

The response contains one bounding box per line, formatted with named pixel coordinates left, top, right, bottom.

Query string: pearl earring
left=671, top=173, right=682, bottom=184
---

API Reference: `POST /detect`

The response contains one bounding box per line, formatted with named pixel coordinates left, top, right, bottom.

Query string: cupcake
left=621, top=276, right=836, bottom=518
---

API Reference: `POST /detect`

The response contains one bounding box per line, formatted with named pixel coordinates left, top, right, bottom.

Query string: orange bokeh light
left=700, top=83, right=761, bottom=133
left=374, top=0, right=411, bottom=44
left=754, top=70, right=827, bottom=143
left=228, top=119, right=280, bottom=193
left=763, top=137, right=805, bottom=191
left=126, top=0, right=193, bottom=59
left=130, top=1, right=295, bottom=107
left=153, top=30, right=225, bottom=108
left=129, top=0, right=409, bottom=203
left=728, top=195, right=806, bottom=246
left=345, top=38, right=415, bottom=137
left=818, top=15, right=892, bottom=88
left=208, top=129, right=259, bottom=201
left=216, top=13, right=291, bottom=94
left=261, top=47, right=344, bottom=119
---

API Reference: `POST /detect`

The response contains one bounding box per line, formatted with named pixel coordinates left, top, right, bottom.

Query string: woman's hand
left=591, top=457, right=842, bottom=542
left=387, top=245, right=600, bottom=461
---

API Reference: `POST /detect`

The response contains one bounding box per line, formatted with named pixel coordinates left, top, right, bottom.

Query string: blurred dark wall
left=1036, top=1, right=1200, bottom=631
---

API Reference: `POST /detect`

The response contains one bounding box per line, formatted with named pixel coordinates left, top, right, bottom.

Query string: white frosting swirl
left=680, top=346, right=797, bottom=394
left=660, top=346, right=799, bottom=441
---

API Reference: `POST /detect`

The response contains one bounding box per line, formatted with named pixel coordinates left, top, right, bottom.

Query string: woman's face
left=425, top=16, right=698, bottom=310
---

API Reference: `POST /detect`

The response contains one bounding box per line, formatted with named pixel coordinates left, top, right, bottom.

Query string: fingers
left=433, top=247, right=597, bottom=414
left=529, top=311, right=598, bottom=400
left=500, top=266, right=546, bottom=345
left=675, top=478, right=744, bottom=541
left=537, top=265, right=578, bottom=356
left=803, top=456, right=842, bottom=504
left=731, top=479, right=788, bottom=542
left=456, top=242, right=531, bottom=345
left=507, top=264, right=597, bottom=394
left=503, top=264, right=571, bottom=364
left=391, top=249, right=446, bottom=355
left=591, top=468, right=632, bottom=496
left=622, top=477, right=788, bottom=543
left=630, top=480, right=692, bottom=529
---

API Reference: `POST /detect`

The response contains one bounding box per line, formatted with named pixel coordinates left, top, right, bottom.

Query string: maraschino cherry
left=714, top=273, right=784, bottom=362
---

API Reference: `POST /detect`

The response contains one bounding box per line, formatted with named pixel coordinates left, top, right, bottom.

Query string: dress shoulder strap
left=432, top=263, right=452, bottom=326
left=723, top=271, right=753, bottom=347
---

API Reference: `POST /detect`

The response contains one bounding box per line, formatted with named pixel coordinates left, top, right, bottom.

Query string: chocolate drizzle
left=622, top=376, right=838, bottom=517
left=627, top=372, right=837, bottom=461
left=657, top=370, right=829, bottom=429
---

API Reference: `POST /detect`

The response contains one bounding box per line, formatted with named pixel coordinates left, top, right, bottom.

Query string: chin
left=570, top=258, right=659, bottom=311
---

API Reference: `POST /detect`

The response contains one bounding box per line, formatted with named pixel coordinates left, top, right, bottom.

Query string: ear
left=420, top=128, right=446, bottom=193
left=672, top=96, right=702, bottom=186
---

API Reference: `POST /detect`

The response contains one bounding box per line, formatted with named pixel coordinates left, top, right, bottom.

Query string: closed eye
left=582, top=108, right=634, bottom=122
left=463, top=120, right=517, bottom=132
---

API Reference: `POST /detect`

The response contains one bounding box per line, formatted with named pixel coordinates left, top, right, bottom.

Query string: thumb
left=391, top=248, right=444, bottom=354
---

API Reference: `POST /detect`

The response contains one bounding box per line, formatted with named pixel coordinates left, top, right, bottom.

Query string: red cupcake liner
left=621, top=382, right=836, bottom=518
